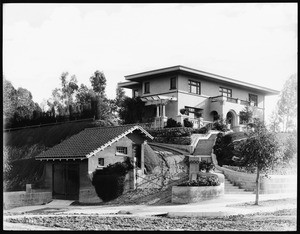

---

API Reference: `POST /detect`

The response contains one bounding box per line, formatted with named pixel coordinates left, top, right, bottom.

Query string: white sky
left=3, top=3, right=297, bottom=123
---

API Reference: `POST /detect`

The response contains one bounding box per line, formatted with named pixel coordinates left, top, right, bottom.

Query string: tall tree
left=119, top=97, right=146, bottom=124
left=268, top=108, right=280, bottom=132
left=48, top=72, right=79, bottom=118
left=3, top=78, right=17, bottom=122
left=235, top=120, right=281, bottom=205
left=277, top=74, right=297, bottom=132
left=90, top=70, right=106, bottom=97
left=14, top=87, right=36, bottom=122
left=89, top=70, right=108, bottom=120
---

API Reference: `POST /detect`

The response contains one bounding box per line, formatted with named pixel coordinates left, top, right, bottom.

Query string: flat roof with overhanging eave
left=124, top=65, right=280, bottom=95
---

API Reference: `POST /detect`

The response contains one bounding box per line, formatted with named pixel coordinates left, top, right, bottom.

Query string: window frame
left=188, top=80, right=201, bottom=95
left=144, top=82, right=150, bottom=94
left=249, top=93, right=258, bottom=106
left=219, top=87, right=232, bottom=98
left=98, top=158, right=104, bottom=167
left=170, top=77, right=177, bottom=90
left=116, top=146, right=128, bottom=156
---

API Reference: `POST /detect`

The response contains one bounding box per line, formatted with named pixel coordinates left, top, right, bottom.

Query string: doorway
left=132, top=144, right=141, bottom=169
left=52, top=163, right=79, bottom=200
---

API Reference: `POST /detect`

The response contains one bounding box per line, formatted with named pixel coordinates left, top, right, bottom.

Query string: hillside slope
left=3, top=120, right=162, bottom=191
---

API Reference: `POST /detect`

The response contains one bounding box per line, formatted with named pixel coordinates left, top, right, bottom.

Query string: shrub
left=183, top=118, right=193, bottom=128
left=180, top=108, right=188, bottom=115
left=212, top=119, right=228, bottom=132
left=178, top=174, right=220, bottom=187
left=213, top=133, right=235, bottom=166
left=165, top=118, right=182, bottom=128
left=192, top=126, right=208, bottom=134
left=152, top=136, right=192, bottom=145
left=147, top=127, right=193, bottom=138
left=92, top=158, right=133, bottom=202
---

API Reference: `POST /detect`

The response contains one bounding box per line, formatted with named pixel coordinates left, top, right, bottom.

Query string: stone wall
left=3, top=190, right=52, bottom=209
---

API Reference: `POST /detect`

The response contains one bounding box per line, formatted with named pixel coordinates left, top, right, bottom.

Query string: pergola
left=140, top=95, right=177, bottom=128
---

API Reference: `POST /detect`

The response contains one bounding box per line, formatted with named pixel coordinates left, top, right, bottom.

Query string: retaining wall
left=212, top=153, right=297, bottom=194
left=3, top=190, right=52, bottom=209
left=172, top=183, right=224, bottom=204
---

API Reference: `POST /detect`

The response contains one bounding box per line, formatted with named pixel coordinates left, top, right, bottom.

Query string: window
left=189, top=80, right=201, bottom=94
left=98, top=158, right=104, bottom=166
left=249, top=94, right=258, bottom=106
left=170, top=77, right=177, bottom=89
left=219, top=87, right=232, bottom=97
left=144, top=82, right=150, bottom=94
left=184, top=106, right=203, bottom=118
left=116, top=146, right=128, bottom=155
left=133, top=89, right=139, bottom=98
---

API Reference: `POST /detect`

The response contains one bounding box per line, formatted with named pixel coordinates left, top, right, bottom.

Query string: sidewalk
left=4, top=192, right=296, bottom=217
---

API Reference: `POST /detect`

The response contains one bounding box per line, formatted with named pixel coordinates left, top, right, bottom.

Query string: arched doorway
left=210, top=111, right=219, bottom=122
left=226, top=111, right=237, bottom=129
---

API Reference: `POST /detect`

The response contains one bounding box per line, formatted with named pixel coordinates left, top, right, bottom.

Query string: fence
left=4, top=118, right=95, bottom=132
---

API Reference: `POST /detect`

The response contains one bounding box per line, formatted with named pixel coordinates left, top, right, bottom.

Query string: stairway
left=224, top=178, right=253, bottom=194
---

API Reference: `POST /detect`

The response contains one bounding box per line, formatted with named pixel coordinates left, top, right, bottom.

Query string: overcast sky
left=3, top=3, right=297, bottom=122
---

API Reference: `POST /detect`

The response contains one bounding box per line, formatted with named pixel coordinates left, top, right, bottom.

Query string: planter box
left=172, top=183, right=224, bottom=204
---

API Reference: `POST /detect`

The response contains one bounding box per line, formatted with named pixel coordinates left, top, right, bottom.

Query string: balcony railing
left=210, top=95, right=251, bottom=106
left=226, top=97, right=238, bottom=103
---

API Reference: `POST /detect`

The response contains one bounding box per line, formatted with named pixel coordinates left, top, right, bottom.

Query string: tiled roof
left=36, top=124, right=153, bottom=160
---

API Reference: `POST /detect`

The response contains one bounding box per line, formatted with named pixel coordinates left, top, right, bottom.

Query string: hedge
left=147, top=127, right=193, bottom=138
left=152, top=136, right=192, bottom=145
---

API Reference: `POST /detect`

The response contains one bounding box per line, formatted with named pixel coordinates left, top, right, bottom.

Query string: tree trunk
left=255, top=166, right=260, bottom=205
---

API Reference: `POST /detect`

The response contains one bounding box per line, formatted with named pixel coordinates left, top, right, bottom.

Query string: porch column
left=162, top=104, right=166, bottom=117
left=141, top=142, right=145, bottom=173
left=131, top=157, right=137, bottom=190
left=156, top=105, right=160, bottom=117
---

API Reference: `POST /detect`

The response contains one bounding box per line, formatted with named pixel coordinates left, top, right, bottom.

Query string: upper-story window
left=144, top=82, right=150, bottom=94
left=170, top=77, right=177, bottom=90
left=219, top=87, right=232, bottom=98
left=249, top=94, right=258, bottom=106
left=133, top=89, right=139, bottom=98
left=189, top=80, right=201, bottom=94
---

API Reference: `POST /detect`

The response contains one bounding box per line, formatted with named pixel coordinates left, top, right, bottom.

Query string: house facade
left=35, top=125, right=153, bottom=202
left=118, top=66, right=279, bottom=131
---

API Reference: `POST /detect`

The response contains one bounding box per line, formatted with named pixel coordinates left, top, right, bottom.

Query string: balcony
left=210, top=95, right=253, bottom=106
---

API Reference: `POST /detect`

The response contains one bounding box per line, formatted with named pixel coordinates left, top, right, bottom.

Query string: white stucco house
left=118, top=65, right=279, bottom=131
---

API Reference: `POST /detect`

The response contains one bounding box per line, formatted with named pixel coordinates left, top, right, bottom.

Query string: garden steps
left=224, top=178, right=254, bottom=194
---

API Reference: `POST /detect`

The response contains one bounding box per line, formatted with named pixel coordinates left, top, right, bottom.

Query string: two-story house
left=118, top=65, right=279, bottom=132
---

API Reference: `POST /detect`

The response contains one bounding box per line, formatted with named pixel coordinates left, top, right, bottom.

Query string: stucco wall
left=172, top=184, right=224, bottom=204
left=140, top=75, right=178, bottom=96
left=177, top=73, right=264, bottom=108
left=88, top=136, right=133, bottom=175
left=3, top=191, right=52, bottom=209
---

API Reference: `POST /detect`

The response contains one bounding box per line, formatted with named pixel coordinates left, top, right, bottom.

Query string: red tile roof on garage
left=35, top=124, right=153, bottom=161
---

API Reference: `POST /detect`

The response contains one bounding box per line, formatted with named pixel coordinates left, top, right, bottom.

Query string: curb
left=167, top=211, right=230, bottom=217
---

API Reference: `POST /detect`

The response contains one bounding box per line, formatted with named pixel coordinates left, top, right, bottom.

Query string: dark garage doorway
left=52, top=163, right=79, bottom=200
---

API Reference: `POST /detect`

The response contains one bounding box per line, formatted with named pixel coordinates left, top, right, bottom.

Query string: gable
left=36, top=125, right=153, bottom=161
